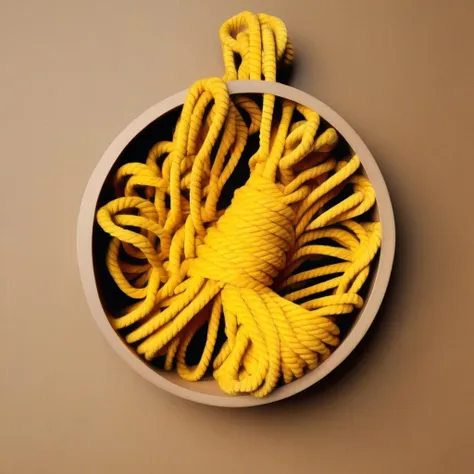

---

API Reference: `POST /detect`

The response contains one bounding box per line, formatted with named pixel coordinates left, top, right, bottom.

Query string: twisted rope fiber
left=96, top=11, right=382, bottom=397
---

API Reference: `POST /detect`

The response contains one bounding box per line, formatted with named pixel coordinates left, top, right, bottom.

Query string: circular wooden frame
left=77, top=80, right=396, bottom=407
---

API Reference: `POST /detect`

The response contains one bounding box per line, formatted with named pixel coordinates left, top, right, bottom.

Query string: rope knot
left=189, top=175, right=296, bottom=290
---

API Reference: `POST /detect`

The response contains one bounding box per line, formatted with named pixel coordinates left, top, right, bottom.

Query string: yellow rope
left=96, top=11, right=381, bottom=397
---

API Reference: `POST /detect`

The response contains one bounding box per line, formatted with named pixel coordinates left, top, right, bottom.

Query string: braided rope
left=96, top=11, right=381, bottom=397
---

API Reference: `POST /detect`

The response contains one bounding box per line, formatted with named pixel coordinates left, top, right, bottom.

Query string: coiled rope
left=96, top=11, right=381, bottom=397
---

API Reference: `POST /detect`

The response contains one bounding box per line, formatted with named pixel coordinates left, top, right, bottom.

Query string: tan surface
left=1, top=0, right=473, bottom=472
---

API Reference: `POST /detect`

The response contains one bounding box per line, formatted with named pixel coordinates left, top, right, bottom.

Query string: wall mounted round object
left=77, top=80, right=396, bottom=407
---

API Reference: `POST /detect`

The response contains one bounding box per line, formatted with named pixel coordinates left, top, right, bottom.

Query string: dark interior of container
left=92, top=94, right=379, bottom=382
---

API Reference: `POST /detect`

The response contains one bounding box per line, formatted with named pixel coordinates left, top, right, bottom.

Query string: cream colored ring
left=77, top=80, right=396, bottom=407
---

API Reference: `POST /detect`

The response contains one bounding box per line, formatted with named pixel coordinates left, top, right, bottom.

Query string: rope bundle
left=96, top=11, right=381, bottom=397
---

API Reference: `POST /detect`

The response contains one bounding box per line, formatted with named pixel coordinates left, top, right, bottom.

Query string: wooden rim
left=77, top=80, right=396, bottom=407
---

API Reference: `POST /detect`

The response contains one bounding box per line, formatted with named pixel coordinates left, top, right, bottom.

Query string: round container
left=77, top=80, right=396, bottom=407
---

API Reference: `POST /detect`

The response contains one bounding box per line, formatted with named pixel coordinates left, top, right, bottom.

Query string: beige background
left=1, top=0, right=473, bottom=472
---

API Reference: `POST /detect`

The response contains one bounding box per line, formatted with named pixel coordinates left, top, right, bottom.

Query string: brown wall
left=1, top=0, right=473, bottom=473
